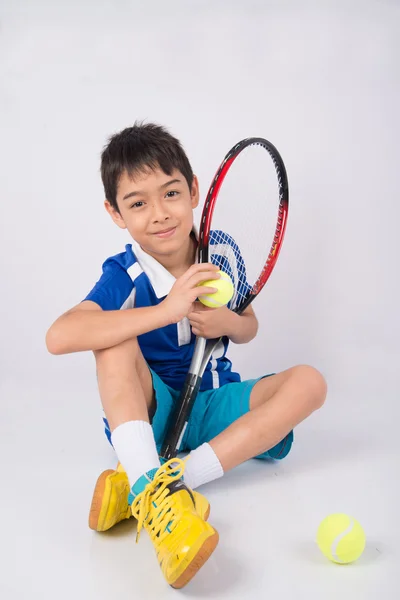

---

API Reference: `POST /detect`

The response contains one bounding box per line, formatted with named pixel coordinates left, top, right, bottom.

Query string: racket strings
left=204, top=141, right=285, bottom=311
left=208, top=229, right=251, bottom=311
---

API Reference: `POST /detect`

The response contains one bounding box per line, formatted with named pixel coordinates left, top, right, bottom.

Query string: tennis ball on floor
left=198, top=270, right=234, bottom=308
left=317, top=514, right=366, bottom=564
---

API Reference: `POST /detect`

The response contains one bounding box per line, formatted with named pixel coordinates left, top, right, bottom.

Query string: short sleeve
left=83, top=257, right=135, bottom=311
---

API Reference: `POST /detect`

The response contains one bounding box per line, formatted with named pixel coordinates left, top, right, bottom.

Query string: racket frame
left=160, top=137, right=289, bottom=460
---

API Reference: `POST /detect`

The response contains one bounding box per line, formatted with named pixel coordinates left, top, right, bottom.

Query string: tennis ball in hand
left=317, top=514, right=366, bottom=564
left=198, top=270, right=234, bottom=308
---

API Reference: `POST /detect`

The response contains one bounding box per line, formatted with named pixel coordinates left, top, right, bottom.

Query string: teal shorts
left=104, top=368, right=293, bottom=460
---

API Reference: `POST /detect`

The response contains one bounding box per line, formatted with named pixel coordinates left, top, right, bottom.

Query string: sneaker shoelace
left=131, top=458, right=186, bottom=544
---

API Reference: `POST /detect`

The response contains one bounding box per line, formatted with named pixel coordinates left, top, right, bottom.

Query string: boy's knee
left=94, top=337, right=140, bottom=373
left=307, top=366, right=327, bottom=410
left=294, top=365, right=327, bottom=411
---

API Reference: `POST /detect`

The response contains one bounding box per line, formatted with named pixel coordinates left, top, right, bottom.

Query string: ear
left=104, top=200, right=127, bottom=230
left=191, top=175, right=200, bottom=209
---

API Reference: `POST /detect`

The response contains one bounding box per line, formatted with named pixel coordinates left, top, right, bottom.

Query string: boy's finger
left=195, top=286, right=218, bottom=296
left=179, top=263, right=219, bottom=283
left=190, top=272, right=221, bottom=288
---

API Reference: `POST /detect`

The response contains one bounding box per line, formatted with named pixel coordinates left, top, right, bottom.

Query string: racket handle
left=160, top=373, right=202, bottom=460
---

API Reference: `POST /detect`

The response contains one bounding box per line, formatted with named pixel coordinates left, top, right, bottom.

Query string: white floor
left=2, top=373, right=398, bottom=600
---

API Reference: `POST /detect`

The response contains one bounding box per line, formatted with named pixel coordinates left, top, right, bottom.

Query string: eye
left=130, top=201, right=145, bottom=209
left=165, top=190, right=179, bottom=198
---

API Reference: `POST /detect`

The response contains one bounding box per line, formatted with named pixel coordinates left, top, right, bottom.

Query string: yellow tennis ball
left=198, top=270, right=234, bottom=308
left=317, top=514, right=366, bottom=564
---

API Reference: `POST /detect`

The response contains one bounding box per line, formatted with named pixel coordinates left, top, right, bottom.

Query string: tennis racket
left=160, top=137, right=289, bottom=460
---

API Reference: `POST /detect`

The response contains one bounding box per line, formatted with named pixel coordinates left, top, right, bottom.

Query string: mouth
left=152, top=226, right=177, bottom=239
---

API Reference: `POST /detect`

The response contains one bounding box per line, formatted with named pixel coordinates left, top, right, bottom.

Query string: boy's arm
left=225, top=304, right=258, bottom=344
left=46, top=301, right=170, bottom=355
left=46, top=263, right=221, bottom=355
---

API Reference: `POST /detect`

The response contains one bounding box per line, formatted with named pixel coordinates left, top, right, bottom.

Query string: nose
left=150, top=201, right=170, bottom=223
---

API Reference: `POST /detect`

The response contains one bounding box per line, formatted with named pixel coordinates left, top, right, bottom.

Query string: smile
left=153, top=227, right=177, bottom=239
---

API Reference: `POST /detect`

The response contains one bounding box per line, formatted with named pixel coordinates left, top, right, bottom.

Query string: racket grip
left=160, top=374, right=202, bottom=460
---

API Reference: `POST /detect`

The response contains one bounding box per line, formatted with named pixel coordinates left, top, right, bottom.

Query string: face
left=105, top=167, right=199, bottom=262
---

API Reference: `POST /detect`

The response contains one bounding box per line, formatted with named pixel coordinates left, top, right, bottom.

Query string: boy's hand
left=161, top=264, right=220, bottom=325
left=188, top=302, right=235, bottom=339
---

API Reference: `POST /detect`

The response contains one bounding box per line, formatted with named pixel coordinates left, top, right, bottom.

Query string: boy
left=46, top=123, right=327, bottom=589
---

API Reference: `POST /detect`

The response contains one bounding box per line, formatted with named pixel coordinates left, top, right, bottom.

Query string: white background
left=1, top=1, right=399, bottom=599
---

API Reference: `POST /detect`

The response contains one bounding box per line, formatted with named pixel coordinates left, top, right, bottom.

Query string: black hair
left=100, top=122, right=194, bottom=212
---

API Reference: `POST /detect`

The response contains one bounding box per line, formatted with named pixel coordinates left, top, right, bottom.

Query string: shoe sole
left=170, top=530, right=219, bottom=589
left=89, top=469, right=116, bottom=531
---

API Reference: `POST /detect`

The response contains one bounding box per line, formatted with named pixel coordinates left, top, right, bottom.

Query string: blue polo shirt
left=84, top=230, right=250, bottom=391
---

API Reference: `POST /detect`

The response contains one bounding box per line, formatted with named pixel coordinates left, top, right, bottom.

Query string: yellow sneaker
left=131, top=458, right=218, bottom=588
left=89, top=463, right=210, bottom=532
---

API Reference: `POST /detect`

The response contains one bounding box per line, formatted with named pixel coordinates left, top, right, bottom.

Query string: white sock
left=183, top=443, right=224, bottom=490
left=111, top=420, right=160, bottom=489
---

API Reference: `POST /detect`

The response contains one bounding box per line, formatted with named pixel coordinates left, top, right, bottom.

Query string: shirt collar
left=130, top=226, right=199, bottom=299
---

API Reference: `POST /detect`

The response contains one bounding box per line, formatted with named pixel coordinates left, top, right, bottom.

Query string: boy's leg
left=90, top=337, right=218, bottom=588
left=183, top=365, right=327, bottom=487
left=94, top=337, right=161, bottom=489
left=94, top=336, right=155, bottom=431
left=209, top=365, right=327, bottom=471
left=89, top=336, right=156, bottom=532
left=90, top=336, right=210, bottom=530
